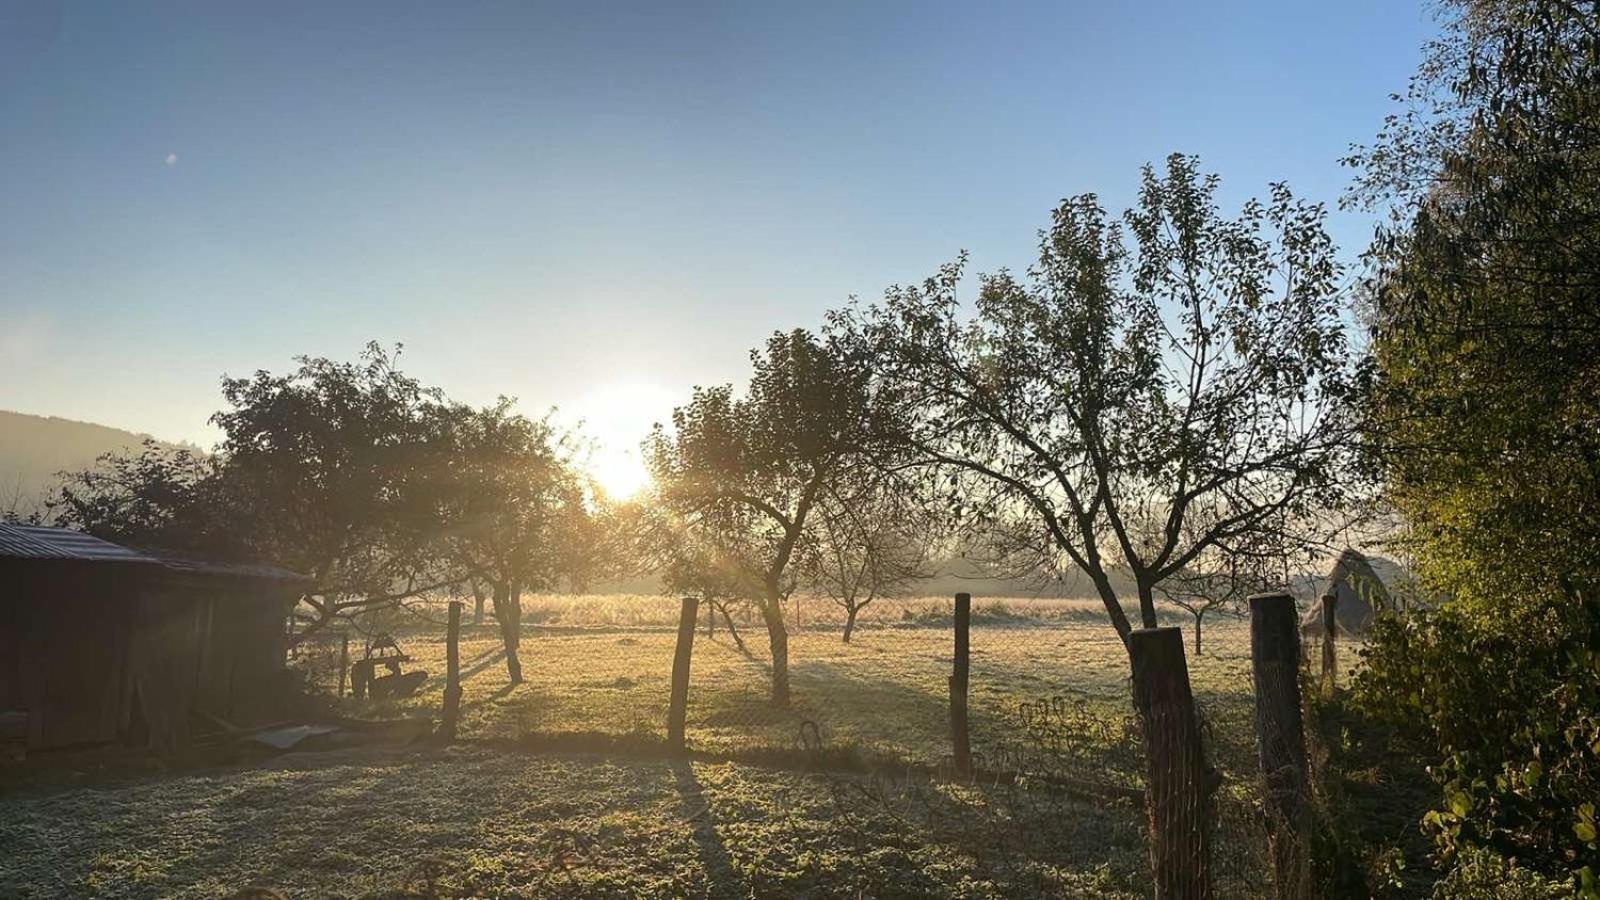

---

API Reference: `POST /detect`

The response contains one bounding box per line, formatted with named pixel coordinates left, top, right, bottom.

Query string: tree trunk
left=1194, top=609, right=1205, bottom=656
left=493, top=581, right=523, bottom=684
left=719, top=603, right=746, bottom=652
left=1137, top=578, right=1159, bottom=630
left=472, top=580, right=487, bottom=626
left=842, top=605, right=859, bottom=643
left=1090, top=573, right=1136, bottom=644
left=761, top=597, right=790, bottom=706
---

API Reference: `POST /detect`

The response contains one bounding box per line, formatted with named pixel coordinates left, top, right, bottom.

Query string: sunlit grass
left=359, top=593, right=1260, bottom=785
left=2, top=594, right=1283, bottom=898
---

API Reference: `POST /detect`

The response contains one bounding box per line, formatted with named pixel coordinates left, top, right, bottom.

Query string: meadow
left=1, top=594, right=1289, bottom=898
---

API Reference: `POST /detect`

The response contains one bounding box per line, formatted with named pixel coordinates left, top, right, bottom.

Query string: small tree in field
left=840, top=155, right=1361, bottom=648
left=1153, top=540, right=1281, bottom=656
left=808, top=481, right=938, bottom=643
left=658, top=523, right=762, bottom=652
left=647, top=328, right=898, bottom=705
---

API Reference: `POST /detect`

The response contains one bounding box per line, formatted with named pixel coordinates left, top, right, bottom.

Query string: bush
left=1431, top=847, right=1574, bottom=899
left=1351, top=586, right=1600, bottom=894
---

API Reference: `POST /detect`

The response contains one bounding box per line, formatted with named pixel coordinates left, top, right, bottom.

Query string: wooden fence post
left=1250, top=591, right=1313, bottom=899
left=440, top=600, right=463, bottom=741
left=949, top=592, right=972, bottom=776
left=1129, top=626, right=1213, bottom=899
left=1320, top=591, right=1339, bottom=691
left=337, top=632, right=350, bottom=698
left=668, top=596, right=699, bottom=751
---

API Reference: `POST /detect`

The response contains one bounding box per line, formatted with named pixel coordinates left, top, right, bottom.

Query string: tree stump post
left=1250, top=591, right=1313, bottom=899
left=1320, top=591, right=1339, bottom=691
left=337, top=632, right=350, bottom=698
left=1129, top=626, right=1213, bottom=898
left=949, top=592, right=972, bottom=776
left=440, top=600, right=463, bottom=741
left=668, top=596, right=699, bottom=751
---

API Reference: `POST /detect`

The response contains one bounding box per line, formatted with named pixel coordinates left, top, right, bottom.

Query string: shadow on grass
left=671, top=760, right=747, bottom=899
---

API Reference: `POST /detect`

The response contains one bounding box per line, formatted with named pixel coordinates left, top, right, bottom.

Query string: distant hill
left=0, top=410, right=185, bottom=514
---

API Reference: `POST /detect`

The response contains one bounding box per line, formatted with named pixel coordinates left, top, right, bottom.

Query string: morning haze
left=8, top=1, right=1593, bottom=897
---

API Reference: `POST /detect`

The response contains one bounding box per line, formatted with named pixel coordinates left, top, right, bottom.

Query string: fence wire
left=299, top=593, right=1315, bottom=895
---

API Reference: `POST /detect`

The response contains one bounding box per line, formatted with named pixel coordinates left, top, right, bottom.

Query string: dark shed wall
left=0, top=563, right=145, bottom=749
left=1, top=561, right=297, bottom=752
left=164, top=580, right=294, bottom=731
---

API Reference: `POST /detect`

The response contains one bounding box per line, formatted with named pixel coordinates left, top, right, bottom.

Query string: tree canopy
left=49, top=344, right=599, bottom=651
left=646, top=328, right=903, bottom=703
left=1349, top=0, right=1600, bottom=610
left=840, top=154, right=1362, bottom=644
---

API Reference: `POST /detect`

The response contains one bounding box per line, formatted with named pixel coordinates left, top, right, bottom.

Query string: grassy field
left=2, top=594, right=1299, bottom=897
left=0, top=746, right=1158, bottom=898
left=345, top=595, right=1262, bottom=783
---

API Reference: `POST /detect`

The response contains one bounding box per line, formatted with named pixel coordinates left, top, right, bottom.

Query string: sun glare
left=571, top=382, right=678, bottom=500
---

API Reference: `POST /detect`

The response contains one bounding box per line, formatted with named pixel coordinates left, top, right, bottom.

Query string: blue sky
left=0, top=1, right=1435, bottom=484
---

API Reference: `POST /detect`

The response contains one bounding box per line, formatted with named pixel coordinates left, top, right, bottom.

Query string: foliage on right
left=1346, top=0, right=1600, bottom=892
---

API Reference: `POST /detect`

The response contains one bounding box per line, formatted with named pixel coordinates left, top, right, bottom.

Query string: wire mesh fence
left=295, top=591, right=1330, bottom=895
left=285, top=630, right=349, bottom=697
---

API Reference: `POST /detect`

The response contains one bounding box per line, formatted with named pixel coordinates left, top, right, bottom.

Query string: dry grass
left=3, top=594, right=1292, bottom=898
left=343, top=594, right=1258, bottom=782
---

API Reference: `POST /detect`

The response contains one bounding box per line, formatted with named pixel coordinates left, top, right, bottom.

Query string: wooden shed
left=0, top=523, right=309, bottom=754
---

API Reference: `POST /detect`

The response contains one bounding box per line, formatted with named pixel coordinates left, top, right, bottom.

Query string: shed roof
left=152, top=552, right=311, bottom=584
left=0, top=523, right=150, bottom=563
left=0, top=523, right=310, bottom=584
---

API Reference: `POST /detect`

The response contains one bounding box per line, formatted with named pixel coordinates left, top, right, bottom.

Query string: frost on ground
left=0, top=745, right=1148, bottom=899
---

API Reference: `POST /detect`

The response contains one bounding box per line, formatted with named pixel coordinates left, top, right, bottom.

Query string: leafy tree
left=841, top=155, right=1361, bottom=647
left=1347, top=0, right=1600, bottom=612
left=49, top=345, right=599, bottom=665
left=432, top=399, right=589, bottom=684
left=208, top=343, right=463, bottom=640
left=1343, top=2, right=1600, bottom=889
left=47, top=440, right=230, bottom=551
left=647, top=328, right=899, bottom=704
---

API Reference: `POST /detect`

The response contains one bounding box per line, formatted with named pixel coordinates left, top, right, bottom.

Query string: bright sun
left=570, top=382, right=678, bottom=500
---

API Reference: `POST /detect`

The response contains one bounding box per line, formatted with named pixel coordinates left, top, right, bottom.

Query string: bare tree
left=0, top=472, right=40, bottom=523
left=1152, top=540, right=1281, bottom=656
left=807, top=482, right=938, bottom=642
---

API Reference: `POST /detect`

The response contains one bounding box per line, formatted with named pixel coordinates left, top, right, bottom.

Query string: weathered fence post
left=949, top=592, right=972, bottom=776
left=1250, top=591, right=1313, bottom=899
left=337, top=632, right=350, bottom=698
left=1320, top=590, right=1338, bottom=691
left=668, top=596, right=699, bottom=751
left=440, top=600, right=463, bottom=741
left=1129, top=626, right=1213, bottom=899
